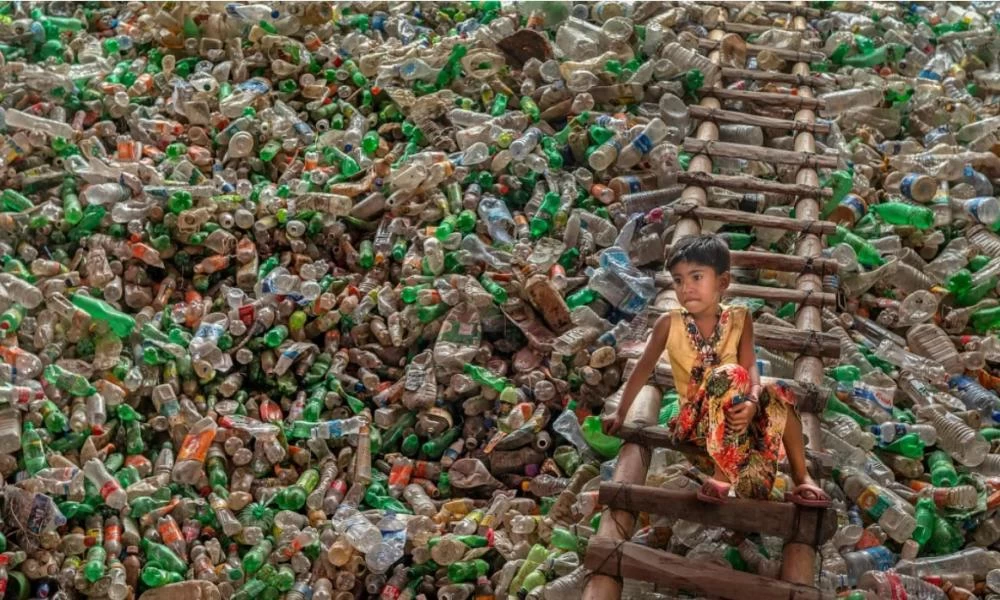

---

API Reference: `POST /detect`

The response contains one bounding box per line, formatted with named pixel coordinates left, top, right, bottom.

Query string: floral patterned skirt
left=668, top=363, right=797, bottom=500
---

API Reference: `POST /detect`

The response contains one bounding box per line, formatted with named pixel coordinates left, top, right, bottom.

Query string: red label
left=238, top=304, right=255, bottom=327
left=381, top=585, right=401, bottom=600
left=100, top=480, right=121, bottom=500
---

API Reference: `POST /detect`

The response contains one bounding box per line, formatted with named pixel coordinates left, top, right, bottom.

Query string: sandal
left=696, top=479, right=732, bottom=505
left=786, top=482, right=832, bottom=508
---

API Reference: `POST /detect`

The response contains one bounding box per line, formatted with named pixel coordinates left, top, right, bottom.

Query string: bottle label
left=856, top=485, right=891, bottom=519
left=899, top=173, right=918, bottom=199
left=884, top=572, right=907, bottom=600
left=624, top=176, right=642, bottom=193
left=632, top=133, right=653, bottom=154
left=862, top=546, right=897, bottom=571
left=965, top=197, right=994, bottom=224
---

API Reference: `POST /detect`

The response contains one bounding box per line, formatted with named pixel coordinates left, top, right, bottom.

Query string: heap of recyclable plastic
left=0, top=2, right=998, bottom=600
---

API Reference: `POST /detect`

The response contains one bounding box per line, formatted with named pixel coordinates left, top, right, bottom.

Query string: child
left=603, top=234, right=830, bottom=506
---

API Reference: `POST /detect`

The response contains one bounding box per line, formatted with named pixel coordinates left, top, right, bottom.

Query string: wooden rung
left=701, top=1, right=824, bottom=18
left=659, top=249, right=839, bottom=277
left=696, top=87, right=825, bottom=110
left=689, top=105, right=831, bottom=134
left=618, top=358, right=832, bottom=411
left=621, top=311, right=840, bottom=358
left=665, top=201, right=837, bottom=235
left=677, top=171, right=833, bottom=199
left=683, top=138, right=839, bottom=170
left=721, top=67, right=840, bottom=89
left=712, top=21, right=819, bottom=38
left=697, top=38, right=827, bottom=64
left=651, top=279, right=839, bottom=309
left=585, top=538, right=834, bottom=600
left=597, top=482, right=838, bottom=545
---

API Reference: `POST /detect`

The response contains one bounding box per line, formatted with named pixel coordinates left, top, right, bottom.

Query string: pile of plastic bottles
left=0, top=1, right=999, bottom=600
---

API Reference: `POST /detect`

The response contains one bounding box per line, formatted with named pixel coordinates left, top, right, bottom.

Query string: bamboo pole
left=651, top=280, right=837, bottom=308
left=720, top=68, right=837, bottom=89
left=585, top=538, right=834, bottom=600
left=783, top=3, right=826, bottom=587
left=696, top=86, right=827, bottom=110
left=598, top=482, right=838, bottom=544
left=664, top=201, right=837, bottom=235
left=676, top=171, right=833, bottom=198
left=682, top=138, right=839, bottom=169
left=697, top=38, right=827, bottom=63
left=657, top=250, right=840, bottom=277
left=689, top=105, right=831, bottom=134
left=580, top=385, right=660, bottom=600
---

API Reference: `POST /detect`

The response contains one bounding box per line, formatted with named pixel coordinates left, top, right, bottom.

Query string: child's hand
left=726, top=401, right=757, bottom=434
left=602, top=410, right=624, bottom=436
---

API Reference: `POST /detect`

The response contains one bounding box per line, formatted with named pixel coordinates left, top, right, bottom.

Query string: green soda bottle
left=928, top=451, right=958, bottom=487
left=971, top=306, right=1000, bottom=334
left=22, top=422, right=47, bottom=474
left=463, top=364, right=509, bottom=392
left=869, top=202, right=934, bottom=230
left=70, top=293, right=136, bottom=338
left=275, top=469, right=320, bottom=510
left=140, top=538, right=187, bottom=574
left=912, top=497, right=936, bottom=547
left=828, top=226, right=884, bottom=267
left=880, top=433, right=923, bottom=458
left=447, top=559, right=489, bottom=583
left=141, top=565, right=184, bottom=587
left=84, top=546, right=107, bottom=582
left=241, top=539, right=273, bottom=576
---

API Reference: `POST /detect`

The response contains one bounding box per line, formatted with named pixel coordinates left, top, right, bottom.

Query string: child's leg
left=782, top=409, right=828, bottom=504
left=700, top=364, right=751, bottom=497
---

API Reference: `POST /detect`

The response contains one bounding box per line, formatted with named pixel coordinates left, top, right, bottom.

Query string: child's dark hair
left=667, top=233, right=730, bottom=275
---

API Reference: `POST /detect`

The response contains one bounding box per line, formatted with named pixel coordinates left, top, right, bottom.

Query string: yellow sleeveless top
left=662, top=304, right=748, bottom=400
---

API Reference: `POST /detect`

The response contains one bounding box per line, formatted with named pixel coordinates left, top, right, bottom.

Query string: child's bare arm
left=729, top=312, right=761, bottom=433
left=602, top=312, right=671, bottom=435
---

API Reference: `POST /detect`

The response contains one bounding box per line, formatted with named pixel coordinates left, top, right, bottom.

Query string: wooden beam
left=720, top=68, right=837, bottom=89
left=784, top=3, right=826, bottom=587
left=581, top=385, right=661, bottom=600
left=683, top=138, right=839, bottom=170
left=598, top=482, right=838, bottom=545
left=697, top=87, right=825, bottom=110
left=689, top=105, right=831, bottom=134
left=697, top=38, right=827, bottom=64
left=659, top=249, right=839, bottom=277
left=651, top=279, right=839, bottom=309
left=676, top=171, right=833, bottom=199
left=585, top=538, right=833, bottom=600
left=665, top=201, right=837, bottom=235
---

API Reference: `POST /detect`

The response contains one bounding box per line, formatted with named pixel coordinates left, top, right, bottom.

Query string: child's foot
left=697, top=478, right=732, bottom=504
left=786, top=476, right=831, bottom=508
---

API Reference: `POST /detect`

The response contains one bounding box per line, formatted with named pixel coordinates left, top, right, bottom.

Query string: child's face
left=670, top=261, right=730, bottom=315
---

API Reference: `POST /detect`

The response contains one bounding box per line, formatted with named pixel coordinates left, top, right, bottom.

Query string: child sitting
left=603, top=233, right=830, bottom=506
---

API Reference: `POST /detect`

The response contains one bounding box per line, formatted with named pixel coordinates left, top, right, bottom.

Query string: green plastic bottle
left=84, top=546, right=107, bottom=582
left=463, top=364, right=509, bottom=392
left=880, top=433, right=923, bottom=458
left=928, top=451, right=958, bottom=487
left=580, top=416, right=623, bottom=458
left=21, top=422, right=47, bottom=475
left=971, top=306, right=1000, bottom=334
left=447, top=559, right=489, bottom=583
left=828, top=226, right=884, bottom=267
left=275, top=468, right=319, bottom=510
left=869, top=202, right=934, bottom=230
left=140, top=538, right=187, bottom=574
left=70, top=293, right=136, bottom=338
left=241, top=540, right=273, bottom=576
left=141, top=565, right=184, bottom=587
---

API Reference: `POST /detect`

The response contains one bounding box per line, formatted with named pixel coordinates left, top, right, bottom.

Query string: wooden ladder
left=582, top=2, right=841, bottom=598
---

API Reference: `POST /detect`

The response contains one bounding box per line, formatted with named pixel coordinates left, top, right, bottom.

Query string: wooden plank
left=598, top=482, right=838, bottom=544
left=665, top=201, right=837, bottom=235
left=683, top=138, right=839, bottom=169
left=689, top=105, right=830, bottom=134
left=585, top=538, right=833, bottom=600
left=697, top=38, right=827, bottom=64
left=697, top=86, right=825, bottom=110
left=784, top=3, right=826, bottom=587
left=720, top=68, right=836, bottom=88
left=676, top=170, right=832, bottom=199
left=659, top=249, right=839, bottom=277
left=581, top=385, right=661, bottom=600
left=650, top=279, right=838, bottom=309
